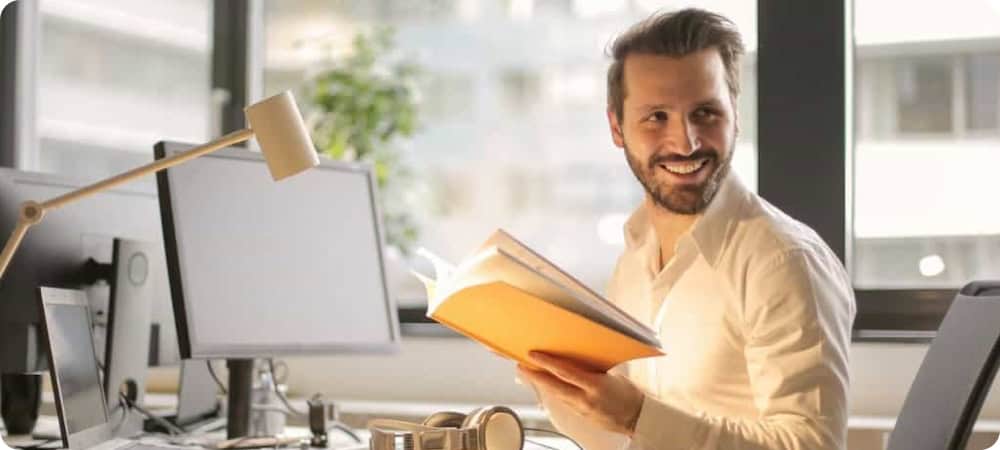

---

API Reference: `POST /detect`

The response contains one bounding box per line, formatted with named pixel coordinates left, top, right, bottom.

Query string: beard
left=624, top=144, right=733, bottom=215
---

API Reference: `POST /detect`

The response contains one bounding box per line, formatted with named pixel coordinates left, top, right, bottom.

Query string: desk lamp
left=0, top=91, right=316, bottom=446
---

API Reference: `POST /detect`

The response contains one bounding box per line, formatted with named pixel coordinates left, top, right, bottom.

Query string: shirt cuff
left=626, top=395, right=702, bottom=450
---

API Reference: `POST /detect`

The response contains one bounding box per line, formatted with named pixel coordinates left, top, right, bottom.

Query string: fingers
left=517, top=365, right=584, bottom=404
left=527, top=351, right=601, bottom=393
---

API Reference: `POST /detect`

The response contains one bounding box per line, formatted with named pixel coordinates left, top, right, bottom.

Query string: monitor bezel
left=37, top=287, right=114, bottom=450
left=155, top=141, right=401, bottom=359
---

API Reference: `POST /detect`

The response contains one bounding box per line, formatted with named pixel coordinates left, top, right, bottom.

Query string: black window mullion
left=0, top=0, right=38, bottom=170
left=757, top=0, right=849, bottom=263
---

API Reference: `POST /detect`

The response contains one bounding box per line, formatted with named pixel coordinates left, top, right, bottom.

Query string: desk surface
left=34, top=392, right=1000, bottom=440
left=4, top=419, right=578, bottom=450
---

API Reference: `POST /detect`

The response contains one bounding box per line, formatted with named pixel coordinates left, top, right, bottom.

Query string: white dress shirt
left=541, top=173, right=856, bottom=450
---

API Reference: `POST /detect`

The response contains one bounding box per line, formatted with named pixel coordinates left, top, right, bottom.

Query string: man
left=516, top=8, right=855, bottom=450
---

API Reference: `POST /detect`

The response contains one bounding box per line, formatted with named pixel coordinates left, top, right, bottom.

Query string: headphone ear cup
left=422, top=411, right=467, bottom=428
left=461, top=407, right=487, bottom=429
left=475, top=406, right=523, bottom=450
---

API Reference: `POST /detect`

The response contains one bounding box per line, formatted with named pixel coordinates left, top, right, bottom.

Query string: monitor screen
left=40, top=291, right=108, bottom=435
left=156, top=142, right=399, bottom=358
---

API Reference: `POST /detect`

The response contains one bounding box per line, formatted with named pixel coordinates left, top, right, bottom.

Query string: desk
left=17, top=396, right=577, bottom=450
left=43, top=393, right=1000, bottom=450
left=39, top=392, right=552, bottom=426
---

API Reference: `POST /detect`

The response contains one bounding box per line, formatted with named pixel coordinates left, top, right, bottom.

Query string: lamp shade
left=244, top=91, right=320, bottom=181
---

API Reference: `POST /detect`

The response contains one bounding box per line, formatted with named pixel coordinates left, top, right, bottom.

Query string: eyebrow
left=695, top=99, right=725, bottom=109
left=633, top=103, right=668, bottom=113
left=633, top=98, right=724, bottom=113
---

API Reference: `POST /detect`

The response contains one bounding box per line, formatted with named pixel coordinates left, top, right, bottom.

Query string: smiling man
left=517, top=9, right=856, bottom=450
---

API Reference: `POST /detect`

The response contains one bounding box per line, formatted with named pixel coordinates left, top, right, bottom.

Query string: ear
left=730, top=95, right=741, bottom=138
left=732, top=110, right=741, bottom=139
left=607, top=107, right=625, bottom=149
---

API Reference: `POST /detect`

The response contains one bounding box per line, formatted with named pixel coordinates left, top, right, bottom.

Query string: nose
left=665, top=116, right=702, bottom=155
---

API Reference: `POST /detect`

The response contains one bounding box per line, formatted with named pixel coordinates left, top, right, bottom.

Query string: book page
left=418, top=247, right=504, bottom=313
left=482, top=229, right=659, bottom=344
left=410, top=269, right=438, bottom=308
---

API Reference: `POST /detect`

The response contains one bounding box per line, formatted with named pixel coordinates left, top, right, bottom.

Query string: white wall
left=284, top=336, right=535, bottom=404
left=283, top=338, right=1000, bottom=419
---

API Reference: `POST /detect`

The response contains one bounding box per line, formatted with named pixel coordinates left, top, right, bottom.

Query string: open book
left=412, top=229, right=663, bottom=372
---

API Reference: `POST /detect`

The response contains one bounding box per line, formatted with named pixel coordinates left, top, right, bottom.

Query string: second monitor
left=154, top=141, right=400, bottom=436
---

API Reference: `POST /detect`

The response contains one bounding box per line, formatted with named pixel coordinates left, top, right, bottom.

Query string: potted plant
left=302, top=27, right=421, bottom=256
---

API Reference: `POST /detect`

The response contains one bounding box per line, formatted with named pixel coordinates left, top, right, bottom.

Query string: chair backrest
left=887, top=281, right=1000, bottom=450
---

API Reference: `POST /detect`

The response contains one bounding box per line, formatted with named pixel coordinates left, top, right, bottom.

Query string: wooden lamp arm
left=0, top=128, right=254, bottom=280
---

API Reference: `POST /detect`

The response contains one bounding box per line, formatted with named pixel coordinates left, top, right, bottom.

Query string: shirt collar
left=622, top=173, right=749, bottom=268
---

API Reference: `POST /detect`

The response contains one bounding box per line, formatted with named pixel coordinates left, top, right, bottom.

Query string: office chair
left=886, top=281, right=1000, bottom=450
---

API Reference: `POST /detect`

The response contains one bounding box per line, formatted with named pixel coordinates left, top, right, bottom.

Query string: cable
left=110, top=394, right=131, bottom=433
left=524, top=427, right=583, bottom=450
left=525, top=439, right=560, bottom=450
left=206, top=360, right=228, bottom=394
left=267, top=359, right=305, bottom=417
left=326, top=423, right=362, bottom=443
left=122, top=394, right=186, bottom=436
left=17, top=439, right=61, bottom=449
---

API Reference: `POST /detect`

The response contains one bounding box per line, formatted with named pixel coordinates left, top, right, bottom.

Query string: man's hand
left=517, top=351, right=645, bottom=437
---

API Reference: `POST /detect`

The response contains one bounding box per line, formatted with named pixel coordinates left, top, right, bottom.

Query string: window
left=36, top=0, right=212, bottom=186
left=263, top=0, right=758, bottom=307
left=967, top=53, right=1000, bottom=132
left=895, top=57, right=953, bottom=134
left=853, top=0, right=1000, bottom=292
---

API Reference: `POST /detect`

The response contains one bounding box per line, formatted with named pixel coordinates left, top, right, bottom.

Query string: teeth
left=663, top=159, right=708, bottom=175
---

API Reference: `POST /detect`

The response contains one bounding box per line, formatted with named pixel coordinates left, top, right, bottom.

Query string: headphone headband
left=367, top=407, right=522, bottom=450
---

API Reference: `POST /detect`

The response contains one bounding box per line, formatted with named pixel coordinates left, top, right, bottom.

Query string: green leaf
left=302, top=26, right=422, bottom=252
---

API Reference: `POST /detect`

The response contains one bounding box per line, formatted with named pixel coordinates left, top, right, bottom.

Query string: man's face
left=608, top=48, right=737, bottom=215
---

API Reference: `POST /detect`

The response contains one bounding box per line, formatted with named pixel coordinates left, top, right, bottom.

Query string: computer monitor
left=0, top=168, right=186, bottom=437
left=0, top=168, right=174, bottom=374
left=155, top=141, right=400, bottom=437
left=37, top=287, right=112, bottom=449
left=155, top=141, right=400, bottom=357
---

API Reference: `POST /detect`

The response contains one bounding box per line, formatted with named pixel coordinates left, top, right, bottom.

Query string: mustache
left=648, top=149, right=718, bottom=169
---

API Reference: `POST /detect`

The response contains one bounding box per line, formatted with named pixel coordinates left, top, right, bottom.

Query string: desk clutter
left=3, top=406, right=574, bottom=450
left=0, top=286, right=575, bottom=450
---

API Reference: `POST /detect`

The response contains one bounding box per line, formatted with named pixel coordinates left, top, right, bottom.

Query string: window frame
left=759, top=0, right=959, bottom=341
left=0, top=0, right=38, bottom=170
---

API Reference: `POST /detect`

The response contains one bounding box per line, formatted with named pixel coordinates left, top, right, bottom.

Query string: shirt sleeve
left=626, top=248, right=855, bottom=450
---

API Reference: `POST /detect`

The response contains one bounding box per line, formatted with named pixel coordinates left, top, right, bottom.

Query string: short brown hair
left=607, top=8, right=745, bottom=121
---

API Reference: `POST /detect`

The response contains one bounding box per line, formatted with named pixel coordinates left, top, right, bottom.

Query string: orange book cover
left=413, top=230, right=663, bottom=372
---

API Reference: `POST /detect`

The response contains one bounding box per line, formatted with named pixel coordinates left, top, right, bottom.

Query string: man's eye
left=694, top=108, right=718, bottom=119
left=647, top=111, right=668, bottom=122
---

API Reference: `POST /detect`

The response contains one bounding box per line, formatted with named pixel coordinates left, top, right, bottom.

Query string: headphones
left=368, top=406, right=524, bottom=450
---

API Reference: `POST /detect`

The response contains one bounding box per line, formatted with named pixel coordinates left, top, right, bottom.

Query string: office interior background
left=3, top=0, right=1000, bottom=448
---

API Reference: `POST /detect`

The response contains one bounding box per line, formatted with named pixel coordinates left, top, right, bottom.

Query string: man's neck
left=644, top=197, right=700, bottom=271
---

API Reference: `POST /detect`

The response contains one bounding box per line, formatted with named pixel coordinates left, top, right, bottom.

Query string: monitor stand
left=101, top=238, right=157, bottom=437
left=226, top=359, right=255, bottom=439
